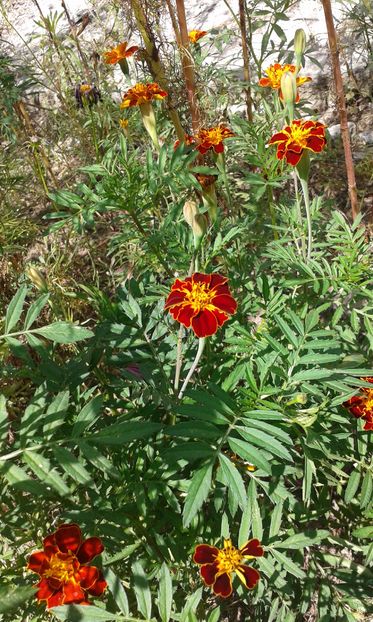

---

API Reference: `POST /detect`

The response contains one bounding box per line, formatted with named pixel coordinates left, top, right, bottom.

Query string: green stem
left=174, top=255, right=196, bottom=394
left=293, top=171, right=305, bottom=258
left=299, top=177, right=312, bottom=260
left=216, top=152, right=232, bottom=211
left=178, top=337, right=205, bottom=399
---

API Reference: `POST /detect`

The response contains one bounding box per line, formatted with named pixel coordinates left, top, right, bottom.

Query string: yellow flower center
left=43, top=553, right=77, bottom=584
left=288, top=123, right=312, bottom=148
left=216, top=539, right=243, bottom=574
left=80, top=84, right=92, bottom=94
left=266, top=65, right=295, bottom=88
left=364, top=389, right=373, bottom=410
left=185, top=281, right=214, bottom=312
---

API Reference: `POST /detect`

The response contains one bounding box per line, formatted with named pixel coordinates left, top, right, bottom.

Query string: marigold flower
left=165, top=272, right=237, bottom=338
left=120, top=82, right=168, bottom=109
left=196, top=124, right=235, bottom=154
left=268, top=119, right=327, bottom=166
left=103, top=41, right=139, bottom=64
left=343, top=378, right=373, bottom=431
left=119, top=119, right=129, bottom=129
left=188, top=30, right=208, bottom=44
left=259, top=63, right=311, bottom=102
left=27, top=524, right=107, bottom=608
left=193, top=538, right=263, bottom=598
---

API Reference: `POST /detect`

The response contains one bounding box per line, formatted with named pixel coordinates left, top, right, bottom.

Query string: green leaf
left=228, top=437, right=271, bottom=474
left=290, top=369, right=333, bottom=382
left=236, top=426, right=293, bottom=461
left=183, top=462, right=213, bottom=527
left=51, top=604, right=118, bottom=620
left=271, top=550, right=306, bottom=579
left=360, top=471, right=373, bottom=509
left=345, top=470, right=361, bottom=504
left=90, top=422, right=162, bottom=445
left=104, top=542, right=142, bottom=565
left=23, top=450, right=70, bottom=496
left=4, top=284, right=27, bottom=333
left=207, top=607, right=221, bottom=622
left=132, top=561, right=152, bottom=619
left=53, top=446, right=92, bottom=485
left=180, top=588, right=203, bottom=622
left=0, top=395, right=8, bottom=443
left=158, top=563, right=172, bottom=622
left=43, top=391, right=70, bottom=435
left=352, top=525, right=373, bottom=539
left=0, top=584, right=36, bottom=613
left=269, top=501, right=283, bottom=538
left=72, top=395, right=103, bottom=437
left=104, top=567, right=129, bottom=616
left=0, top=462, right=49, bottom=496
left=78, top=441, right=120, bottom=479
left=24, top=293, right=50, bottom=330
left=219, top=453, right=247, bottom=510
left=276, top=530, right=329, bottom=549
left=34, top=322, right=94, bottom=343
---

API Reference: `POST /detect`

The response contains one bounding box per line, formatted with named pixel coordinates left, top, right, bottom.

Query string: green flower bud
left=294, top=28, right=306, bottom=57
left=280, top=71, right=297, bottom=107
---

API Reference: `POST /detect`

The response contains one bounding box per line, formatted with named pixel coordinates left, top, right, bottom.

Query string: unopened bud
left=281, top=71, right=297, bottom=107
left=294, top=29, right=306, bottom=57
left=25, top=266, right=48, bottom=291
left=183, top=200, right=199, bottom=228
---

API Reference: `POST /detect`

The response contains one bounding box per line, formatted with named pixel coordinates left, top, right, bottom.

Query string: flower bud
left=280, top=71, right=297, bottom=107
left=192, top=213, right=207, bottom=249
left=183, top=200, right=199, bottom=228
left=25, top=266, right=48, bottom=291
left=294, top=29, right=306, bottom=57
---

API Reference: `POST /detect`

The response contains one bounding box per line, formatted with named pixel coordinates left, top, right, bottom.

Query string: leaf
left=51, top=604, right=118, bottom=621
left=34, top=322, right=94, bottom=343
left=180, top=587, right=203, bottom=622
left=236, top=427, right=293, bottom=462
left=4, top=284, right=27, bottom=333
left=276, top=530, right=329, bottom=549
left=104, top=567, right=129, bottom=616
left=90, top=422, right=162, bottom=445
left=360, top=471, right=373, bottom=509
left=345, top=470, right=361, bottom=503
left=43, top=391, right=70, bottom=435
left=104, top=542, right=142, bottom=565
left=183, top=462, right=213, bottom=527
left=24, top=293, right=50, bottom=330
left=72, top=395, right=103, bottom=437
left=228, top=437, right=271, bottom=474
left=23, top=450, right=70, bottom=496
left=158, top=563, right=172, bottom=622
left=0, top=584, right=36, bottom=613
left=207, top=607, right=221, bottom=622
left=0, top=462, right=49, bottom=496
left=53, top=446, right=92, bottom=485
left=0, top=395, right=8, bottom=443
left=219, top=453, right=247, bottom=510
left=132, top=561, right=152, bottom=620
left=269, top=501, right=283, bottom=538
left=290, top=369, right=333, bottom=382
left=271, top=550, right=306, bottom=579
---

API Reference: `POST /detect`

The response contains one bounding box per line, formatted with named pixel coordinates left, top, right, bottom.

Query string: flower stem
left=293, top=171, right=305, bottom=258
left=216, top=152, right=232, bottom=211
left=178, top=337, right=206, bottom=399
left=299, top=177, right=312, bottom=260
left=174, top=255, right=195, bottom=393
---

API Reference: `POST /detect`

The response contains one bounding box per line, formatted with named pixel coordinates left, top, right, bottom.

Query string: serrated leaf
left=78, top=441, right=120, bottom=479
left=183, top=462, right=213, bottom=527
left=158, top=563, right=172, bottom=622
left=24, top=293, right=50, bottom=330
left=5, top=284, right=27, bottom=333
left=104, top=567, right=129, bottom=615
left=0, top=584, right=36, bottom=613
left=180, top=588, right=203, bottom=622
left=43, top=391, right=70, bottom=434
left=23, top=450, right=70, bottom=496
left=90, top=422, right=162, bottom=445
left=345, top=470, right=361, bottom=504
left=72, top=395, right=103, bottom=437
left=228, top=437, right=271, bottom=474
left=219, top=453, right=247, bottom=510
left=276, top=530, right=329, bottom=549
left=51, top=604, right=118, bottom=621
left=271, top=549, right=306, bottom=579
left=53, top=446, right=92, bottom=485
left=360, top=471, right=373, bottom=509
left=132, top=561, right=152, bottom=619
left=34, top=322, right=94, bottom=343
left=236, top=427, right=293, bottom=461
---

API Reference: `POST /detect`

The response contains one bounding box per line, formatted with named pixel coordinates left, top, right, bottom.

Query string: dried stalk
left=174, top=0, right=201, bottom=134
left=129, top=0, right=185, bottom=141
left=61, top=0, right=90, bottom=80
left=321, top=0, right=359, bottom=220
left=238, top=0, right=253, bottom=122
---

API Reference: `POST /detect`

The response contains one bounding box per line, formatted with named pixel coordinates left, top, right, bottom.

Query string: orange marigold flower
left=196, top=124, right=235, bottom=154
left=268, top=119, right=327, bottom=166
left=103, top=41, right=139, bottom=64
left=343, top=377, right=373, bottom=431
left=27, top=524, right=107, bottom=609
left=188, top=30, right=208, bottom=44
left=259, top=63, right=311, bottom=101
left=165, top=272, right=237, bottom=338
left=120, top=82, right=168, bottom=108
left=193, top=538, right=263, bottom=598
left=119, top=119, right=129, bottom=128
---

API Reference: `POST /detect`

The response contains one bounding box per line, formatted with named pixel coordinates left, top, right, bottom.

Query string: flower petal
left=55, top=524, right=82, bottom=554
left=211, top=294, right=237, bottom=315
left=173, top=303, right=197, bottom=327
left=62, top=581, right=86, bottom=604
left=28, top=550, right=48, bottom=574
left=191, top=308, right=218, bottom=337
left=193, top=544, right=219, bottom=565
left=268, top=131, right=289, bottom=145
left=286, top=149, right=303, bottom=166
left=87, top=571, right=107, bottom=596
left=192, top=273, right=212, bottom=286
left=213, top=572, right=233, bottom=597
left=46, top=589, right=64, bottom=608
left=306, top=136, right=326, bottom=153
left=235, top=564, right=261, bottom=589
left=36, top=578, right=55, bottom=601
left=79, top=565, right=99, bottom=590
left=78, top=537, right=104, bottom=564
left=240, top=538, right=264, bottom=558
left=200, top=562, right=219, bottom=586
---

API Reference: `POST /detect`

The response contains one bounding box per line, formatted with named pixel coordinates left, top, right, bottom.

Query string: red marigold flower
left=103, top=41, right=139, bottom=64
left=120, top=82, right=168, bottom=108
left=165, top=272, right=237, bottom=338
left=343, top=377, right=373, bottom=431
left=27, top=524, right=107, bottom=609
left=196, top=124, right=235, bottom=154
left=188, top=30, right=208, bottom=44
left=259, top=63, right=311, bottom=101
left=268, top=119, right=327, bottom=166
left=193, top=538, right=263, bottom=598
